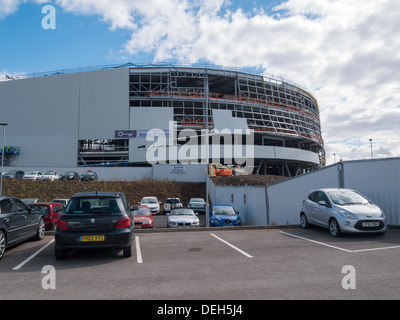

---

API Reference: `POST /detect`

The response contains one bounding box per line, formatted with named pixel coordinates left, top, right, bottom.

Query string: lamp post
left=204, top=75, right=210, bottom=228
left=0, top=123, right=8, bottom=196
left=369, top=138, right=373, bottom=159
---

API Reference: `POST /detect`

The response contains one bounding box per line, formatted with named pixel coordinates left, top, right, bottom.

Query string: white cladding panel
left=0, top=73, right=81, bottom=166
left=0, top=69, right=129, bottom=167
left=78, top=68, right=129, bottom=139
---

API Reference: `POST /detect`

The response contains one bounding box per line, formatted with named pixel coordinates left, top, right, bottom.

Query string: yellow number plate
left=79, top=235, right=105, bottom=242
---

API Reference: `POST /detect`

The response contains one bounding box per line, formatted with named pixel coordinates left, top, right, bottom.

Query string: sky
left=0, top=0, right=399, bottom=165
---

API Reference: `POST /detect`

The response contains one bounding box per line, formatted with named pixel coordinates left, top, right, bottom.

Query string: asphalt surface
left=2, top=225, right=400, bottom=300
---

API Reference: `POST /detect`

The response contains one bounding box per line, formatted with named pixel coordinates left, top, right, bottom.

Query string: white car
left=163, top=198, right=183, bottom=214
left=40, top=171, right=59, bottom=181
left=167, top=208, right=199, bottom=228
left=140, top=196, right=160, bottom=215
left=22, top=171, right=42, bottom=180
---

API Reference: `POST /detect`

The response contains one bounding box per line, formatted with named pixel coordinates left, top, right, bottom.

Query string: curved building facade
left=0, top=64, right=325, bottom=177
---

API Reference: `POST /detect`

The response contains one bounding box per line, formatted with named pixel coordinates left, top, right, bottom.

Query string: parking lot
left=1, top=225, right=400, bottom=301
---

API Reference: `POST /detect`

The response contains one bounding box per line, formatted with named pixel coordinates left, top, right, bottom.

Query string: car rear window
left=65, top=197, right=123, bottom=214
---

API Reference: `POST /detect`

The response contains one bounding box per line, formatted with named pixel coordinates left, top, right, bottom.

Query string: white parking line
left=13, top=239, right=55, bottom=271
left=135, top=236, right=143, bottom=263
left=210, top=233, right=253, bottom=258
left=280, top=231, right=400, bottom=253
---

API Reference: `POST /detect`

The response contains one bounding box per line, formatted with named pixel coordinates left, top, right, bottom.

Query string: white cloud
left=2, top=0, right=400, bottom=164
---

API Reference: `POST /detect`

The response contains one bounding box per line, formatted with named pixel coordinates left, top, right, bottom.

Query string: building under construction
left=0, top=63, right=325, bottom=177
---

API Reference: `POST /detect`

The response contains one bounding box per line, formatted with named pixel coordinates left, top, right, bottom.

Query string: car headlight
left=192, top=220, right=199, bottom=225
left=338, top=209, right=358, bottom=219
left=380, top=212, right=386, bottom=219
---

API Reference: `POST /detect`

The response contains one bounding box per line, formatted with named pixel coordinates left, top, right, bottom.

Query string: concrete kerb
left=45, top=224, right=300, bottom=236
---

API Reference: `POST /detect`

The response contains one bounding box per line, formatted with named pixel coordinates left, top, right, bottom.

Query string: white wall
left=0, top=68, right=130, bottom=167
left=266, top=164, right=340, bottom=225
left=343, top=158, right=400, bottom=226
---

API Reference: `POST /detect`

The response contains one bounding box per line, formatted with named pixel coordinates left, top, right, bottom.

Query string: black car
left=2, top=170, right=24, bottom=179
left=60, top=171, right=80, bottom=181
left=0, top=196, right=45, bottom=261
left=54, top=191, right=134, bottom=260
left=80, top=170, right=98, bottom=181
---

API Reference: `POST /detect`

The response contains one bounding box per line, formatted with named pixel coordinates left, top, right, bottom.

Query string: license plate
left=362, top=222, right=379, bottom=227
left=79, top=235, right=105, bottom=242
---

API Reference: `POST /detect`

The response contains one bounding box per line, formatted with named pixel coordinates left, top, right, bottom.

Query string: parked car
left=80, top=170, right=98, bottom=181
left=60, top=171, right=80, bottom=181
left=22, top=198, right=44, bottom=204
left=29, top=202, right=63, bottom=230
left=52, top=198, right=70, bottom=207
left=2, top=170, right=24, bottom=179
left=210, top=204, right=242, bottom=227
left=163, top=198, right=183, bottom=214
left=167, top=208, right=199, bottom=228
left=140, top=196, right=160, bottom=215
left=0, top=196, right=45, bottom=261
left=40, top=171, right=59, bottom=181
left=133, top=205, right=154, bottom=229
left=54, top=191, right=134, bottom=259
left=188, top=198, right=206, bottom=213
left=22, top=171, right=42, bottom=180
left=300, top=188, right=387, bottom=237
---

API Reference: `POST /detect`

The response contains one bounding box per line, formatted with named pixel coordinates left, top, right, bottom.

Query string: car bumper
left=210, top=220, right=242, bottom=227
left=55, top=228, right=133, bottom=250
left=168, top=223, right=199, bottom=228
left=339, top=219, right=387, bottom=234
left=134, top=223, right=153, bottom=229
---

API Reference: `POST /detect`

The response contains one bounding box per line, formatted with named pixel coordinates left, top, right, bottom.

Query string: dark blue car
left=210, top=204, right=242, bottom=227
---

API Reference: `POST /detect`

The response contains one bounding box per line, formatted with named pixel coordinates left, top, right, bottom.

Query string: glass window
left=0, top=199, right=15, bottom=214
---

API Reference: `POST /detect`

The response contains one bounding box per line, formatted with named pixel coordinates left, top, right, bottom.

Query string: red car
left=29, top=202, right=64, bottom=230
left=132, top=205, right=154, bottom=229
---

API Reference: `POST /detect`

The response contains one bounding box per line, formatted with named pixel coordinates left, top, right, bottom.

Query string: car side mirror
left=318, top=200, right=330, bottom=207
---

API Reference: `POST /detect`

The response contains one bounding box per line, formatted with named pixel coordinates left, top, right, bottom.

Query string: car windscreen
left=190, top=198, right=204, bottom=203
left=213, top=206, right=236, bottom=215
left=65, top=197, right=123, bottom=214
left=133, top=208, right=151, bottom=216
left=166, top=199, right=180, bottom=204
left=170, top=209, right=195, bottom=216
left=142, top=198, right=157, bottom=204
left=30, top=205, right=50, bottom=214
left=327, top=191, right=370, bottom=205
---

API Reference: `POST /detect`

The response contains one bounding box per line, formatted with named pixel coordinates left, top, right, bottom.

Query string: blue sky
left=1, top=0, right=400, bottom=164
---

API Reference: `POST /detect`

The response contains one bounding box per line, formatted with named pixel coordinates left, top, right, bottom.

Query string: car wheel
left=55, top=246, right=67, bottom=260
left=300, top=213, right=309, bottom=229
left=123, top=244, right=132, bottom=258
left=0, top=231, right=6, bottom=261
left=34, top=218, right=45, bottom=241
left=329, top=219, right=342, bottom=237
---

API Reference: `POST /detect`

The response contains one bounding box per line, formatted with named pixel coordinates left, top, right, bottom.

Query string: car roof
left=71, top=191, right=123, bottom=198
left=213, top=204, right=232, bottom=207
left=29, top=202, right=62, bottom=206
left=310, top=188, right=355, bottom=193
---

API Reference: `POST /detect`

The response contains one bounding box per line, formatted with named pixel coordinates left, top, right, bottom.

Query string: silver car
left=300, top=188, right=387, bottom=237
left=167, top=208, right=199, bottom=228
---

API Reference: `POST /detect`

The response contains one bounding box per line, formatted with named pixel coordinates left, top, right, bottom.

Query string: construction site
left=0, top=63, right=325, bottom=180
